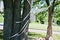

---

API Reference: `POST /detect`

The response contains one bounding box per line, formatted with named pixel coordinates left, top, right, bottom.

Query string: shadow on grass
left=0, top=31, right=3, bottom=40
left=28, top=32, right=45, bottom=38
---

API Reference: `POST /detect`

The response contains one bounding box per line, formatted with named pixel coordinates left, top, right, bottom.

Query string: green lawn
left=29, top=22, right=60, bottom=31
left=0, top=14, right=4, bottom=23
left=28, top=32, right=60, bottom=40
left=28, top=32, right=46, bottom=38
left=0, top=31, right=60, bottom=40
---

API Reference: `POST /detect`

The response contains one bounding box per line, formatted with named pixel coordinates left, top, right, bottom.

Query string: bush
left=40, top=20, right=44, bottom=24
left=56, top=20, right=60, bottom=25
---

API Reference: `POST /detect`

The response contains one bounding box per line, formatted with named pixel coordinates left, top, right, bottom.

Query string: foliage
left=33, top=0, right=60, bottom=25
left=33, top=0, right=47, bottom=24
left=54, top=0, right=60, bottom=6
left=36, top=11, right=47, bottom=24
left=53, top=4, right=60, bottom=25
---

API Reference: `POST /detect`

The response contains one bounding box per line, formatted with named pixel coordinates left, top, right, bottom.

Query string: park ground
left=0, top=14, right=60, bottom=40
left=0, top=30, right=60, bottom=40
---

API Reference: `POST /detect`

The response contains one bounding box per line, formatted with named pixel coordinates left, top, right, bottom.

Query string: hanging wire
left=9, top=20, right=29, bottom=39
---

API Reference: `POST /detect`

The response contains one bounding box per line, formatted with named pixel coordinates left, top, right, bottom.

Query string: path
left=29, top=28, right=60, bottom=34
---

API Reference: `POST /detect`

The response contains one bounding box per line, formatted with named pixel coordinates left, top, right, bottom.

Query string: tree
left=3, top=0, right=13, bottom=40
left=53, top=0, right=60, bottom=25
left=45, top=0, right=56, bottom=40
left=3, top=0, right=31, bottom=40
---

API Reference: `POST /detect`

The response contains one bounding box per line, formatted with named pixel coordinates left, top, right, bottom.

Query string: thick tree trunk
left=3, top=0, right=31, bottom=40
left=3, top=0, right=13, bottom=40
left=12, top=0, right=22, bottom=40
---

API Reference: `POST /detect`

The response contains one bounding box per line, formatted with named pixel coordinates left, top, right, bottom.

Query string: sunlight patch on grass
left=53, top=34, right=60, bottom=40
left=28, top=32, right=46, bottom=38
left=0, top=14, right=4, bottom=23
left=29, top=22, right=60, bottom=31
left=29, top=22, right=47, bottom=30
left=28, top=32, right=60, bottom=40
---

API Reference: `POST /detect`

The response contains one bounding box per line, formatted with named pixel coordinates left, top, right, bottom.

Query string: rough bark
left=3, top=0, right=31, bottom=40
left=12, top=0, right=22, bottom=40
left=3, top=0, right=13, bottom=40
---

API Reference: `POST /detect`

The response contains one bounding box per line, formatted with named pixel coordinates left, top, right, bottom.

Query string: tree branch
left=52, top=0, right=56, bottom=12
left=45, top=0, right=50, bottom=6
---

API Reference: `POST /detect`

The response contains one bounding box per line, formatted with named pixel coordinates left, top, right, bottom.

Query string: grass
left=28, top=32, right=60, bottom=40
left=0, top=31, right=3, bottom=40
left=0, top=13, right=60, bottom=31
left=0, top=31, right=60, bottom=40
left=28, top=32, right=46, bottom=38
left=29, top=22, right=60, bottom=31
left=0, top=14, right=4, bottom=23
left=0, top=14, right=3, bottom=40
left=53, top=34, right=60, bottom=40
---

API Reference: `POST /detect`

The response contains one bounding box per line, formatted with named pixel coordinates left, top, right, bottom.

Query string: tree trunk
left=45, top=7, right=53, bottom=40
left=3, top=0, right=31, bottom=40
left=3, top=0, right=13, bottom=40
left=12, top=0, right=22, bottom=40
left=45, top=0, right=55, bottom=40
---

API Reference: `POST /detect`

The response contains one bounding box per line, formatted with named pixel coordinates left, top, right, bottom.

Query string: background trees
left=32, top=0, right=60, bottom=40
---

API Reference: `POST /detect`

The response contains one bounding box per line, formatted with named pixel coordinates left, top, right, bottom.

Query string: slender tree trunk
left=45, top=7, right=53, bottom=40
left=45, top=0, right=55, bottom=40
